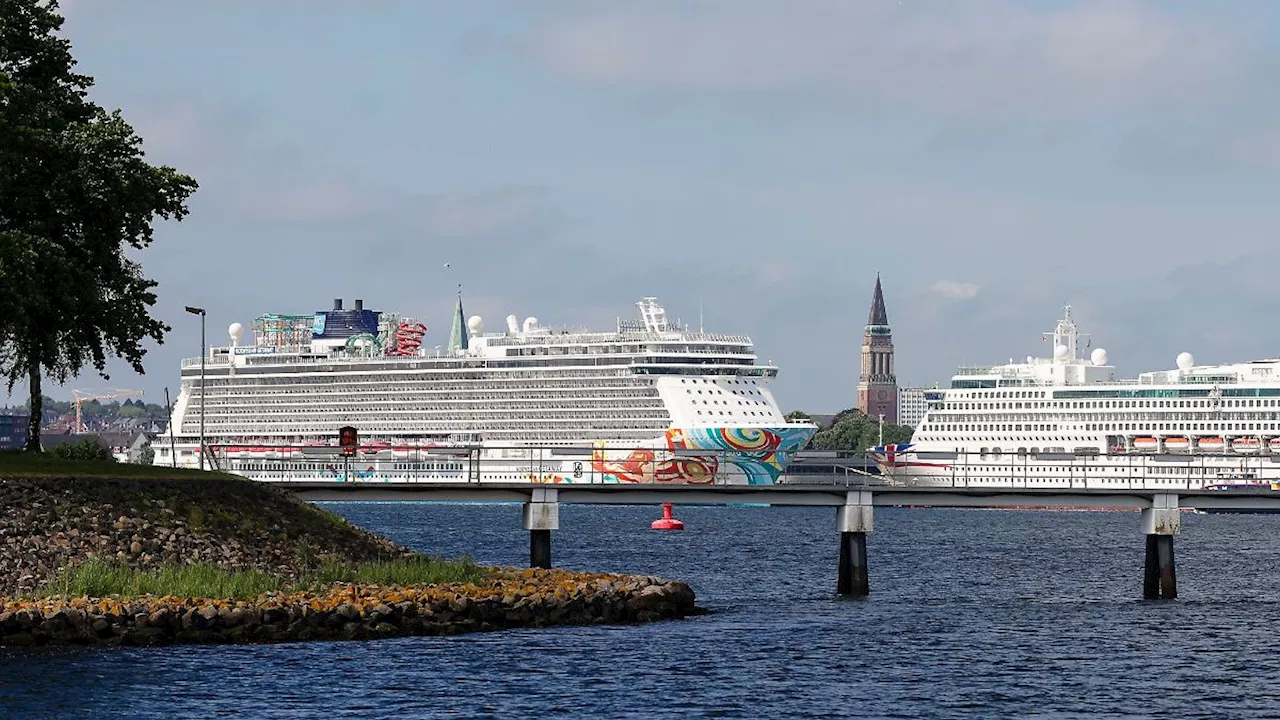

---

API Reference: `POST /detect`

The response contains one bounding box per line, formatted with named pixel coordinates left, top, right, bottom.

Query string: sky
left=14, top=0, right=1280, bottom=414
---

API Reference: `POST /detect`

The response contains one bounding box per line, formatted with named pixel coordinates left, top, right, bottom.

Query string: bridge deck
left=284, top=482, right=1280, bottom=511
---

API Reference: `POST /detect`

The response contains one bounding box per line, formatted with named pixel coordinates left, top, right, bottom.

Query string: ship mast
left=1043, top=304, right=1089, bottom=361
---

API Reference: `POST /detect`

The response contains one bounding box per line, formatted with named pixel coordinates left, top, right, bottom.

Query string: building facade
left=0, top=414, right=29, bottom=450
left=896, top=387, right=934, bottom=428
left=856, top=275, right=898, bottom=423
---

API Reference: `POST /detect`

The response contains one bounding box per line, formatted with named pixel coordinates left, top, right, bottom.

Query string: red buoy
left=651, top=502, right=684, bottom=530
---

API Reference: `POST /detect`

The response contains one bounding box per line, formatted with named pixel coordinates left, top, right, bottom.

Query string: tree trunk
left=26, top=364, right=42, bottom=453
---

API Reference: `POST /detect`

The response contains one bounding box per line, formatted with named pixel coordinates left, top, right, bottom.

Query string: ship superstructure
left=162, top=297, right=816, bottom=484
left=872, top=305, right=1280, bottom=488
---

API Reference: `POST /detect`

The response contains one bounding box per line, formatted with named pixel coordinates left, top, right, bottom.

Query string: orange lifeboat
left=1132, top=436, right=1158, bottom=452
left=1164, top=436, right=1190, bottom=452
left=1232, top=437, right=1262, bottom=454
left=1198, top=436, right=1226, bottom=453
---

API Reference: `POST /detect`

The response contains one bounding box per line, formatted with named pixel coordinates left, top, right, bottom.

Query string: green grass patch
left=45, top=559, right=285, bottom=600
left=0, top=450, right=239, bottom=480
left=39, top=555, right=487, bottom=600
left=309, top=555, right=485, bottom=588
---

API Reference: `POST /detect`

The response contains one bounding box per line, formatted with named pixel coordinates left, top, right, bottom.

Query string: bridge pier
left=1141, top=493, right=1179, bottom=600
left=523, top=488, right=559, bottom=569
left=836, top=490, right=873, bottom=597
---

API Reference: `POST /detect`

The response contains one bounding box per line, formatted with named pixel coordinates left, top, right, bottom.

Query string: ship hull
left=872, top=449, right=1280, bottom=490
left=205, top=425, right=817, bottom=485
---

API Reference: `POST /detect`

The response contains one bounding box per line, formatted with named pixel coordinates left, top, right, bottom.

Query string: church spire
left=867, top=273, right=889, bottom=328
left=857, top=273, right=897, bottom=423
left=447, top=289, right=468, bottom=354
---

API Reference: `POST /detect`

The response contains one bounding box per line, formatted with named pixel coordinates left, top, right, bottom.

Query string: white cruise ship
left=160, top=296, right=817, bottom=484
left=870, top=305, right=1280, bottom=490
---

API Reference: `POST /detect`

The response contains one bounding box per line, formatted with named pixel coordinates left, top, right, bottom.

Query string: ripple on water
left=5, top=505, right=1280, bottom=718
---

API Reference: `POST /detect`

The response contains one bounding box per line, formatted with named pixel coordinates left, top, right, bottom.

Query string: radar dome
left=467, top=315, right=483, bottom=334
left=1053, top=344, right=1070, bottom=361
left=1176, top=352, right=1194, bottom=370
left=522, top=317, right=539, bottom=333
left=228, top=322, right=243, bottom=340
left=1090, top=348, right=1108, bottom=366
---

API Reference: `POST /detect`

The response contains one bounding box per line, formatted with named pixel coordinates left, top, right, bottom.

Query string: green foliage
left=0, top=0, right=199, bottom=451
left=41, top=556, right=487, bottom=600
left=47, top=437, right=115, bottom=463
left=138, top=441, right=155, bottom=465
left=309, top=555, right=485, bottom=588
left=784, top=410, right=812, bottom=423
left=46, top=559, right=285, bottom=600
left=805, top=407, right=914, bottom=454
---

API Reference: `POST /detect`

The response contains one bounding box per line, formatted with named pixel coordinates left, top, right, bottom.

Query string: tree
left=0, top=0, right=197, bottom=451
left=784, top=409, right=812, bottom=423
left=807, top=407, right=914, bottom=454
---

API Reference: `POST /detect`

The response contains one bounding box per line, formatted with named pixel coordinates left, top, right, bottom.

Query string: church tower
left=856, top=274, right=898, bottom=423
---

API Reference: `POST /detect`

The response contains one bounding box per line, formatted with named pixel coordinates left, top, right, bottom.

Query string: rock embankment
left=0, top=569, right=698, bottom=646
left=0, top=476, right=407, bottom=596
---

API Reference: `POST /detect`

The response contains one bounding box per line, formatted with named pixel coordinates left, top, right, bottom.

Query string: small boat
left=1198, top=436, right=1226, bottom=453
left=1232, top=437, right=1262, bottom=454
left=1132, top=436, right=1158, bottom=452
left=1164, top=436, right=1190, bottom=452
left=1268, top=437, right=1280, bottom=454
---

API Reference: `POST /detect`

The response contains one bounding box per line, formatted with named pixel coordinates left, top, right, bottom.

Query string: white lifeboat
left=1233, top=437, right=1262, bottom=454
left=1164, top=436, right=1190, bottom=453
left=1270, top=438, right=1280, bottom=454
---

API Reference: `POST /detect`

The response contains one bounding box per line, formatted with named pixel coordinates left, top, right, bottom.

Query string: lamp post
left=184, top=306, right=206, bottom=471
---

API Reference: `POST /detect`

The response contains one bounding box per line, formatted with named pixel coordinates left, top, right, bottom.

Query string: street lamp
left=184, top=306, right=206, bottom=471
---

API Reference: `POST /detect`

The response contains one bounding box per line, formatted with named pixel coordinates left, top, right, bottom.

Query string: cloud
left=524, top=0, right=1245, bottom=118
left=932, top=280, right=980, bottom=300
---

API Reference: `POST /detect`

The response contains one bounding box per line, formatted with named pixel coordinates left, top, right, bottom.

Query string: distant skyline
left=9, top=0, right=1280, bottom=414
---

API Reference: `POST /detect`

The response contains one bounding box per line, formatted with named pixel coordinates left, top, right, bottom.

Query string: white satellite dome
left=228, top=322, right=243, bottom=340
left=522, top=317, right=539, bottom=333
left=1090, top=348, right=1108, bottom=366
left=1053, top=344, right=1070, bottom=361
left=1176, top=352, right=1194, bottom=370
left=467, top=315, right=483, bottom=334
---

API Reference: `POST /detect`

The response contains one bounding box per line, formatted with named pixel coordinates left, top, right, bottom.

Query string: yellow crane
left=70, top=388, right=143, bottom=433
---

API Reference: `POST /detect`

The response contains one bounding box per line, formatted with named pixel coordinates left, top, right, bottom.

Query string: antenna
left=699, top=299, right=704, bottom=333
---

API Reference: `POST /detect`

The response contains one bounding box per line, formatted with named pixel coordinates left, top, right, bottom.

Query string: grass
left=309, top=555, right=484, bottom=588
left=45, top=560, right=285, bottom=600
left=39, top=555, right=488, bottom=600
left=0, top=450, right=239, bottom=480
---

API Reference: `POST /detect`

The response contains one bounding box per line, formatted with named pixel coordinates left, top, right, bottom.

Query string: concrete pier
left=523, top=488, right=559, bottom=569
left=836, top=491, right=873, bottom=597
left=1141, top=493, right=1179, bottom=600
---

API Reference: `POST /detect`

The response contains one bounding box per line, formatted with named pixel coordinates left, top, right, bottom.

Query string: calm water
left=4, top=504, right=1280, bottom=718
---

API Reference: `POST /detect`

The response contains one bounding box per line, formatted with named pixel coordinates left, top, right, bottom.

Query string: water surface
left=4, top=504, right=1280, bottom=718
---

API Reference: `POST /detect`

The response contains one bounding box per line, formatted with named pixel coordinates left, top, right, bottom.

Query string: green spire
left=447, top=293, right=468, bottom=354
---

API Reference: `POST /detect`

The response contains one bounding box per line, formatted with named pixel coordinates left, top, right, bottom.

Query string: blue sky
left=15, top=0, right=1280, bottom=413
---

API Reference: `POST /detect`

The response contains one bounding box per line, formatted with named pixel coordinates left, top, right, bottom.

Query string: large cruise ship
left=160, top=296, right=817, bottom=484
left=871, top=305, right=1280, bottom=489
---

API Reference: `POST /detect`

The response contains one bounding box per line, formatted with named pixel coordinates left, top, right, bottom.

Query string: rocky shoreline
left=0, top=569, right=699, bottom=646
left=0, top=475, right=406, bottom=598
left=0, top=473, right=702, bottom=645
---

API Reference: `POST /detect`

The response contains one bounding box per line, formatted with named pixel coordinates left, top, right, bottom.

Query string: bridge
left=282, top=481, right=1280, bottom=602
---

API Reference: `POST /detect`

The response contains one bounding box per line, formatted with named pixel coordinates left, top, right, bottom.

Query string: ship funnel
left=506, top=314, right=520, bottom=334
left=333, top=298, right=343, bottom=311
left=354, top=299, right=363, bottom=311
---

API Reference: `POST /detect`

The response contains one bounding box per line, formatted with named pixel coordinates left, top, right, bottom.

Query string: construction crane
left=71, top=388, right=144, bottom=433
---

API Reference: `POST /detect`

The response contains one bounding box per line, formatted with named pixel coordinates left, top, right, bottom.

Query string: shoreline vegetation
left=0, top=457, right=700, bottom=646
